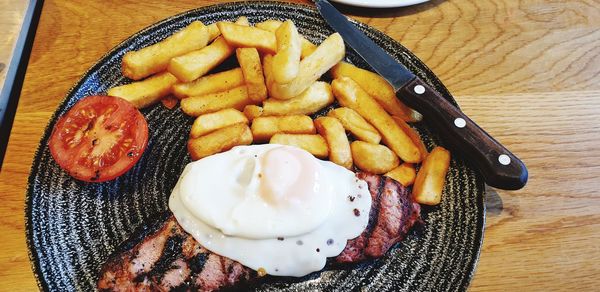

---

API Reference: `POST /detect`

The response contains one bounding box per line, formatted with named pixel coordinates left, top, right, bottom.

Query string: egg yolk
left=260, top=147, right=319, bottom=205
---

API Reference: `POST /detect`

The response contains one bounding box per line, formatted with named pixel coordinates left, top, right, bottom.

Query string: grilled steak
left=97, top=173, right=421, bottom=291
left=97, top=214, right=255, bottom=291
left=336, top=173, right=421, bottom=262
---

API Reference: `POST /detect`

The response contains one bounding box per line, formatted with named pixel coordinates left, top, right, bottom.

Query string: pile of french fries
left=106, top=17, right=451, bottom=206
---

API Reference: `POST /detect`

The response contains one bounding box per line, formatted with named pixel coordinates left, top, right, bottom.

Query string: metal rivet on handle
left=498, top=154, right=511, bottom=165
left=454, top=118, right=466, bottom=128
left=414, top=85, right=425, bottom=94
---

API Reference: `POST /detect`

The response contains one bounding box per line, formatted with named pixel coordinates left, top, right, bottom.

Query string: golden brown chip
left=331, top=62, right=422, bottom=122
left=187, top=123, right=253, bottom=160
left=350, top=141, right=400, bottom=174
left=262, top=82, right=334, bottom=116
left=332, top=77, right=421, bottom=163
left=180, top=86, right=253, bottom=117
left=122, top=21, right=210, bottom=80
left=270, top=134, right=329, bottom=159
left=269, top=33, right=344, bottom=100
left=190, top=108, right=248, bottom=138
left=251, top=115, right=316, bottom=143
left=217, top=22, right=277, bottom=54
left=236, top=48, right=268, bottom=103
left=327, top=107, right=381, bottom=144
left=315, top=117, right=352, bottom=169
left=385, top=163, right=417, bottom=187
left=172, top=68, right=244, bottom=99
left=412, top=147, right=451, bottom=205
left=168, top=37, right=235, bottom=83
left=107, top=71, right=178, bottom=108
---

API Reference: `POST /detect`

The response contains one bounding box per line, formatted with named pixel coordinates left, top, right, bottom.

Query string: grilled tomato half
left=48, top=95, right=148, bottom=182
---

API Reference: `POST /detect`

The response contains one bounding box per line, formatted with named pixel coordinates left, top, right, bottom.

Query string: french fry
left=168, top=37, right=235, bottom=82
left=190, top=108, right=248, bottom=138
left=315, top=117, right=352, bottom=169
left=412, top=146, right=451, bottom=205
left=331, top=62, right=422, bottom=122
left=180, top=86, right=253, bottom=117
left=205, top=17, right=248, bottom=45
left=270, top=33, right=345, bottom=100
left=206, top=23, right=221, bottom=42
left=300, top=37, right=318, bottom=58
left=350, top=141, right=400, bottom=174
left=254, top=20, right=281, bottom=31
left=172, top=68, right=244, bottom=99
left=207, top=16, right=250, bottom=38
left=272, top=20, right=301, bottom=84
left=217, top=22, right=277, bottom=54
left=251, top=115, right=316, bottom=142
left=327, top=107, right=381, bottom=144
left=385, top=163, right=417, bottom=187
left=270, top=134, right=328, bottom=159
left=107, top=72, right=178, bottom=108
left=262, top=54, right=276, bottom=96
left=243, top=105, right=264, bottom=121
left=236, top=48, right=268, bottom=103
left=234, top=16, right=250, bottom=26
left=255, top=20, right=317, bottom=58
left=263, top=82, right=334, bottom=116
left=391, top=116, right=429, bottom=161
left=332, top=77, right=421, bottom=163
left=122, top=21, right=210, bottom=80
left=187, top=123, right=253, bottom=160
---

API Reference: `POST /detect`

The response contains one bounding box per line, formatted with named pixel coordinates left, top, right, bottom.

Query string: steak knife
left=315, top=0, right=528, bottom=190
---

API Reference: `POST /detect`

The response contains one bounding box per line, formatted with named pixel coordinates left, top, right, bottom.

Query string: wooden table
left=1, top=0, right=598, bottom=290
left=0, top=0, right=29, bottom=93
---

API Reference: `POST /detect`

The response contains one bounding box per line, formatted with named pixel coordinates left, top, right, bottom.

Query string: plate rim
left=330, top=0, right=430, bottom=8
left=24, top=1, right=486, bottom=291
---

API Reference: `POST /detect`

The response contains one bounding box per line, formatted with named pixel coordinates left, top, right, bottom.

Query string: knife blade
left=315, top=0, right=528, bottom=190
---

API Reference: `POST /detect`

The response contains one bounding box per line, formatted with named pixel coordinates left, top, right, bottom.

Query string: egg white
left=176, top=145, right=333, bottom=239
left=169, top=144, right=371, bottom=277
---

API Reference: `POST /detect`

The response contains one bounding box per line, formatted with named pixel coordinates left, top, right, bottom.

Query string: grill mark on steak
left=156, top=259, right=191, bottom=291
left=189, top=252, right=209, bottom=274
left=364, top=177, right=421, bottom=258
left=146, top=233, right=185, bottom=283
left=98, top=216, right=254, bottom=292
left=129, top=218, right=175, bottom=276
left=98, top=213, right=178, bottom=291
left=365, top=177, right=400, bottom=257
left=97, top=173, right=421, bottom=291
left=195, top=253, right=232, bottom=291
left=362, top=173, right=386, bottom=246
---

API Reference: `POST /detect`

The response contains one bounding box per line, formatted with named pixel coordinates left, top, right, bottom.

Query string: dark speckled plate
left=26, top=1, right=485, bottom=291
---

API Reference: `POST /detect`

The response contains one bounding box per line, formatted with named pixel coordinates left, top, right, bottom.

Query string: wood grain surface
left=0, top=0, right=29, bottom=93
left=1, top=0, right=599, bottom=291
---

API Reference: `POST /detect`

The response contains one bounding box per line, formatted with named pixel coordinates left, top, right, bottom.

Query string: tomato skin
left=48, top=96, right=149, bottom=182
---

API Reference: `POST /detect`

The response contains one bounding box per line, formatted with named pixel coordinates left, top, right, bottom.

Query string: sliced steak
left=97, top=173, right=421, bottom=291
left=336, top=173, right=421, bottom=262
left=156, top=258, right=191, bottom=291
left=364, top=177, right=421, bottom=258
left=97, top=215, right=180, bottom=291
left=336, top=173, right=383, bottom=263
left=97, top=215, right=255, bottom=292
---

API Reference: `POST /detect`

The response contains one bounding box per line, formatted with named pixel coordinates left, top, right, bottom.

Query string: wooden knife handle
left=397, top=77, right=528, bottom=190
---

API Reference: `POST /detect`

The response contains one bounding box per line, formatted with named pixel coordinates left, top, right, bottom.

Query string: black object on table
left=0, top=0, right=44, bottom=169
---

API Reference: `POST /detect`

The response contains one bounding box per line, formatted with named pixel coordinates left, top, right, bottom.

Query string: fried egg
left=169, top=144, right=371, bottom=277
